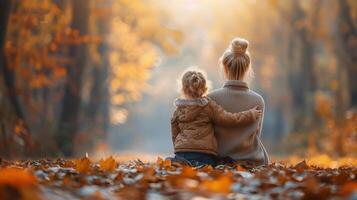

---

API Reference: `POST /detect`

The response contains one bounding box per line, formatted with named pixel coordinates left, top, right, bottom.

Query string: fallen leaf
left=114, top=171, right=125, bottom=182
left=236, top=165, right=246, bottom=171
left=143, top=167, right=158, bottom=182
left=201, top=165, right=213, bottom=173
left=201, top=174, right=233, bottom=194
left=163, top=159, right=171, bottom=170
left=156, top=157, right=164, bottom=168
left=180, top=166, right=197, bottom=179
left=340, top=182, right=357, bottom=197
left=75, top=157, right=91, bottom=173
left=0, top=168, right=37, bottom=187
left=99, top=156, right=117, bottom=172
left=294, top=160, right=309, bottom=173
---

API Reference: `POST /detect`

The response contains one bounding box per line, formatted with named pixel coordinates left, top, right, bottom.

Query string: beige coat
left=208, top=80, right=269, bottom=165
left=171, top=97, right=258, bottom=155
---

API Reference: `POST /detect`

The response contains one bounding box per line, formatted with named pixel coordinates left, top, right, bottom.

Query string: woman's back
left=208, top=80, right=269, bottom=165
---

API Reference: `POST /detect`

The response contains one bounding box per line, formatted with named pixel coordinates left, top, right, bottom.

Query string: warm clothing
left=175, top=152, right=217, bottom=166
left=208, top=80, right=269, bottom=166
left=171, top=97, right=258, bottom=155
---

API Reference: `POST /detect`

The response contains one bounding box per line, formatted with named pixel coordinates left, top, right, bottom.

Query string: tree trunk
left=285, top=1, right=308, bottom=131
left=85, top=8, right=110, bottom=153
left=337, top=0, right=357, bottom=107
left=0, top=1, right=11, bottom=50
left=285, top=0, right=319, bottom=131
left=330, top=0, right=357, bottom=156
left=56, top=0, right=89, bottom=157
left=0, top=1, right=24, bottom=121
left=0, top=0, right=33, bottom=156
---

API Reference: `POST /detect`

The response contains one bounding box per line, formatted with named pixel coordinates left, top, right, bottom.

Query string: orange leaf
left=163, top=159, right=171, bottom=170
left=0, top=168, right=37, bottom=187
left=75, top=157, right=91, bottom=173
left=180, top=166, right=197, bottom=179
left=53, top=67, right=67, bottom=78
left=157, top=157, right=171, bottom=170
left=143, top=167, right=158, bottom=182
left=201, top=174, right=232, bottom=194
left=294, top=160, right=309, bottom=173
left=156, top=157, right=164, bottom=167
left=114, top=171, right=125, bottom=182
left=235, top=165, right=246, bottom=171
left=201, top=165, right=213, bottom=173
left=99, top=156, right=117, bottom=172
left=340, top=182, right=357, bottom=197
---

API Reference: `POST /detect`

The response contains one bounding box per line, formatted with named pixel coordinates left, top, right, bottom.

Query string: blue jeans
left=175, top=152, right=217, bottom=166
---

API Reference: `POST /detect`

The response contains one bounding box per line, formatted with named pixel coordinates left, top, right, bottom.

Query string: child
left=170, top=70, right=262, bottom=166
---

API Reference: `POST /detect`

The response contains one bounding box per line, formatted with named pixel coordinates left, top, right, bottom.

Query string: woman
left=208, top=38, right=269, bottom=166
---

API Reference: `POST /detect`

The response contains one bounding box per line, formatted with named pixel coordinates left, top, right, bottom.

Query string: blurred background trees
left=0, top=0, right=356, bottom=159
left=0, top=0, right=181, bottom=157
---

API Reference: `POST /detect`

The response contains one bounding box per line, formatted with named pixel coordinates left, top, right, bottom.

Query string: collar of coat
left=223, top=80, right=249, bottom=89
left=174, top=97, right=209, bottom=107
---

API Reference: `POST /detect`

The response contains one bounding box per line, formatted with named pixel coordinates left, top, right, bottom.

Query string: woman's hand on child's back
left=251, top=106, right=262, bottom=120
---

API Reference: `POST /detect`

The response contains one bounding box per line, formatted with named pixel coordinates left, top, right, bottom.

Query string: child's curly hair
left=181, top=70, right=208, bottom=98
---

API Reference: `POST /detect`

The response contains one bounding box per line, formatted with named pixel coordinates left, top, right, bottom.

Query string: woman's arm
left=208, top=99, right=261, bottom=126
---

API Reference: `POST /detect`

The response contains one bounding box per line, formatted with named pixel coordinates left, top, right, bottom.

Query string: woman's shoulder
left=249, top=90, right=265, bottom=103
left=207, top=88, right=225, bottom=98
left=208, top=87, right=265, bottom=105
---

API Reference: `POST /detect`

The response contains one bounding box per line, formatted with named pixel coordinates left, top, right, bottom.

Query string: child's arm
left=209, top=99, right=261, bottom=126
left=171, top=109, right=180, bottom=143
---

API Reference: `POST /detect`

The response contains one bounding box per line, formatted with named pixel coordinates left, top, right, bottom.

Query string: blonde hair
left=220, top=38, right=251, bottom=80
left=181, top=70, right=208, bottom=98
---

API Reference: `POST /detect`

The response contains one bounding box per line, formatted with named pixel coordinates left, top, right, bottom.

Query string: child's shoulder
left=172, top=97, right=212, bottom=121
left=173, top=97, right=210, bottom=107
left=204, top=96, right=218, bottom=105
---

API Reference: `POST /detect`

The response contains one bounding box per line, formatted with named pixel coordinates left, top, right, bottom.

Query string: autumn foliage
left=0, top=0, right=181, bottom=157
left=0, top=157, right=356, bottom=199
left=0, top=168, right=37, bottom=187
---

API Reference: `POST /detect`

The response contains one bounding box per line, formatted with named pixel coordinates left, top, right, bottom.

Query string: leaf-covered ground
left=0, top=157, right=356, bottom=200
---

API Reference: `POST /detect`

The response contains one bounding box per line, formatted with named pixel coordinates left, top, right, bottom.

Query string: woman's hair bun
left=230, top=38, right=249, bottom=56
